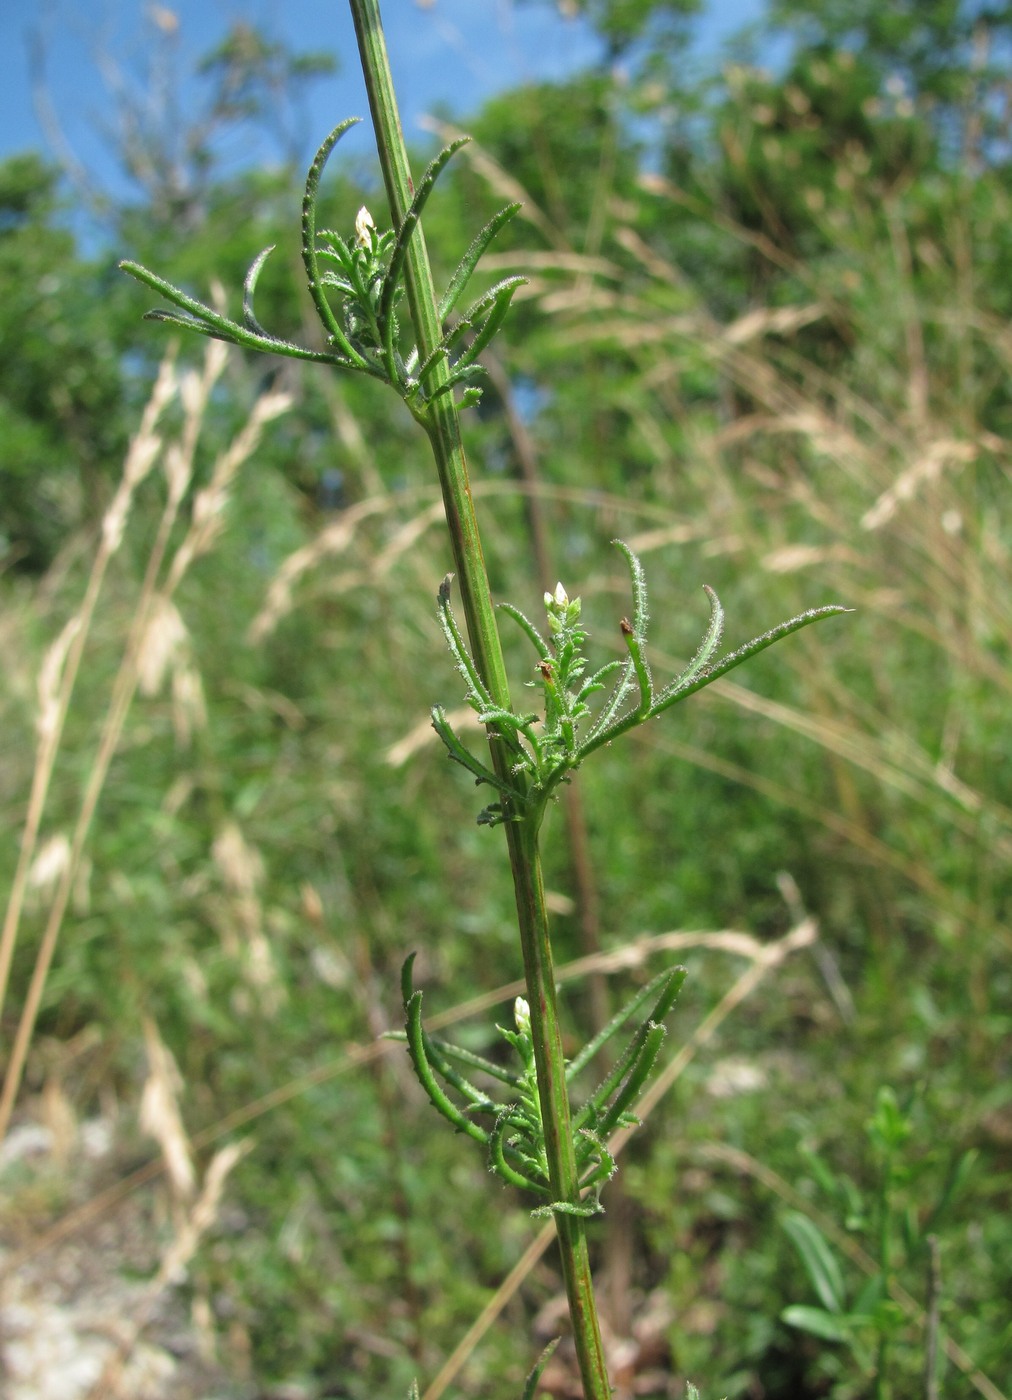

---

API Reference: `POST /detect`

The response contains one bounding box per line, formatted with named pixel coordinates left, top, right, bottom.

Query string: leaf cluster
left=399, top=954, right=686, bottom=1217
left=781, top=1087, right=978, bottom=1382
left=120, top=120, right=525, bottom=422
left=433, top=539, right=848, bottom=828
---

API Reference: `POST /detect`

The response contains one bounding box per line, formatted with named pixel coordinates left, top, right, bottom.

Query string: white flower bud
left=545, top=579, right=580, bottom=632
left=355, top=206, right=376, bottom=247
left=514, top=996, right=531, bottom=1038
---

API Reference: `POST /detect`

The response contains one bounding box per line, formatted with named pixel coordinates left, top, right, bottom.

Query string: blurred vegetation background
left=1, top=2, right=1009, bottom=1398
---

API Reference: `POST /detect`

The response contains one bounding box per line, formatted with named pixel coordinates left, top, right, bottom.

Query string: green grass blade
left=782, top=1210, right=848, bottom=1314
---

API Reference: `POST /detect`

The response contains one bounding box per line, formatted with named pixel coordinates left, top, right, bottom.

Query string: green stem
left=509, top=819, right=610, bottom=1394
left=347, top=3, right=610, bottom=1395
left=349, top=1, right=506, bottom=710
left=875, top=1155, right=894, bottom=1400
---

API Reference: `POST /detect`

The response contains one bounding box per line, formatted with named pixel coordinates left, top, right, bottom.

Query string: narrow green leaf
left=489, top=1114, right=547, bottom=1191
left=420, top=277, right=526, bottom=391
left=400, top=951, right=418, bottom=1008
left=121, top=261, right=235, bottom=333
left=300, top=117, right=367, bottom=365
left=475, top=706, right=540, bottom=734
left=583, top=539, right=652, bottom=744
left=613, top=539, right=649, bottom=639
left=571, top=971, right=686, bottom=1141
left=655, top=584, right=725, bottom=705
left=531, top=1197, right=603, bottom=1219
left=439, top=201, right=522, bottom=322
left=429, top=1036, right=523, bottom=1089
left=782, top=1210, right=847, bottom=1314
left=651, top=606, right=852, bottom=716
left=781, top=1304, right=851, bottom=1343
left=593, top=1021, right=667, bottom=1138
left=437, top=575, right=495, bottom=711
left=421, top=1035, right=499, bottom=1114
left=575, top=1128, right=617, bottom=1187
left=381, top=138, right=470, bottom=342
left=498, top=602, right=552, bottom=659
left=853, top=1273, right=884, bottom=1317
left=122, top=259, right=351, bottom=365
left=646, top=965, right=688, bottom=1023
left=798, top=1141, right=841, bottom=1201
left=867, top=1084, right=911, bottom=1150
left=520, top=1338, right=560, bottom=1400
left=576, top=659, right=623, bottom=706
left=404, top=990, right=488, bottom=1145
left=622, top=626, right=653, bottom=715
left=141, top=308, right=233, bottom=339
left=584, top=655, right=635, bottom=747
left=568, top=968, right=682, bottom=1080
left=242, top=245, right=276, bottom=335
left=431, top=706, right=520, bottom=798
left=923, top=1148, right=978, bottom=1235
left=451, top=278, right=527, bottom=370
left=410, top=341, right=452, bottom=393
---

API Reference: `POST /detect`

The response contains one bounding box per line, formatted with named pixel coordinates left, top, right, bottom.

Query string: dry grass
left=0, top=346, right=293, bottom=1395
left=3, top=95, right=1008, bottom=1399
left=458, top=128, right=1011, bottom=969
left=0, top=342, right=293, bottom=1145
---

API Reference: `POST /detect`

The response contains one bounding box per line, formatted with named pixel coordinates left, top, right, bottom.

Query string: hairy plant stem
left=348, top=2, right=610, bottom=1394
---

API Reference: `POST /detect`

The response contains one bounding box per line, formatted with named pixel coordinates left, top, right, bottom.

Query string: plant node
left=120, top=120, right=525, bottom=422
left=433, top=540, right=849, bottom=830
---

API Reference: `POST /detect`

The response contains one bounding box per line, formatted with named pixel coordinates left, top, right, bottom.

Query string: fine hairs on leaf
left=396, top=953, right=687, bottom=1215
left=522, top=1338, right=560, bottom=1400
left=432, top=546, right=849, bottom=829
left=121, top=119, right=525, bottom=419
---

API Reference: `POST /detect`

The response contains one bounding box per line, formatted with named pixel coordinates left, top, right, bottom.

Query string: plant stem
left=347, top=3, right=610, bottom=1394
left=509, top=821, right=611, bottom=1394
left=349, top=0, right=507, bottom=709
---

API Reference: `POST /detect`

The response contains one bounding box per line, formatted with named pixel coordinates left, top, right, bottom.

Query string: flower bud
left=514, top=996, right=531, bottom=1038
left=355, top=206, right=376, bottom=247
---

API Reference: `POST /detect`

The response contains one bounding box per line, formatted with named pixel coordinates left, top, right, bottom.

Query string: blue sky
left=0, top=0, right=767, bottom=208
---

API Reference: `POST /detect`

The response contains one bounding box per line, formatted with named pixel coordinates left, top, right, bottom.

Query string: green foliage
left=435, top=544, right=845, bottom=828
left=3, top=3, right=1011, bottom=1397
left=121, top=121, right=525, bottom=420
left=780, top=1087, right=979, bottom=1396
left=520, top=0, right=701, bottom=62
left=197, top=20, right=337, bottom=124
left=401, top=954, right=685, bottom=1215
left=0, top=154, right=129, bottom=569
left=766, top=0, right=1012, bottom=107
